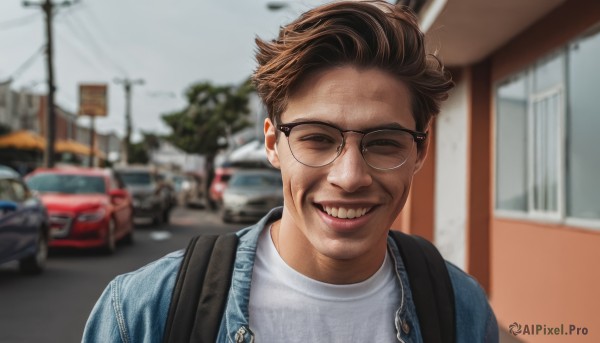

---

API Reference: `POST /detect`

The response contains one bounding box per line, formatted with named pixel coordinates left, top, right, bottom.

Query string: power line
left=78, top=2, right=121, bottom=55
left=0, top=13, right=40, bottom=30
left=9, top=45, right=46, bottom=81
left=57, top=7, right=128, bottom=76
left=54, top=28, right=108, bottom=75
left=74, top=13, right=127, bottom=76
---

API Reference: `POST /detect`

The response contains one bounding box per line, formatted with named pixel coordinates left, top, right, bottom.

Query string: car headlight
left=77, top=208, right=106, bottom=222
left=224, top=193, right=247, bottom=206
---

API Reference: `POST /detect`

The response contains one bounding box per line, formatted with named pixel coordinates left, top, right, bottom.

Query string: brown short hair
left=253, top=0, right=453, bottom=132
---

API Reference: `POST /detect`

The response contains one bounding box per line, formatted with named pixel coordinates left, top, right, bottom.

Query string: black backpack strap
left=389, top=230, right=456, bottom=343
left=162, top=233, right=239, bottom=343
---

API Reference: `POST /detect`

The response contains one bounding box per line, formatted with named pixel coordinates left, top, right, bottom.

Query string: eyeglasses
left=277, top=120, right=426, bottom=170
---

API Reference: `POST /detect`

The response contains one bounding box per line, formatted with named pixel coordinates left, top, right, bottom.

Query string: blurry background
left=1, top=0, right=599, bottom=342
left=0, top=0, right=323, bottom=139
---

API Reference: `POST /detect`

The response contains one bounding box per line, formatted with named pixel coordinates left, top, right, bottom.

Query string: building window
left=567, top=27, right=600, bottom=223
left=495, top=26, right=600, bottom=229
left=496, top=75, right=528, bottom=212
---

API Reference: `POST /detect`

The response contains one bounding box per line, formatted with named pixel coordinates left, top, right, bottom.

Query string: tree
left=162, top=79, right=253, bottom=155
left=161, top=79, right=254, bottom=184
left=127, top=131, right=162, bottom=165
left=128, top=141, right=149, bottom=165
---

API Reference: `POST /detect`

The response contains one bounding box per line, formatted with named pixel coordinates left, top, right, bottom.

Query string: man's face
left=265, top=66, right=428, bottom=273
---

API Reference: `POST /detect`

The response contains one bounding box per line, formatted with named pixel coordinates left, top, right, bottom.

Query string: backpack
left=163, top=231, right=456, bottom=343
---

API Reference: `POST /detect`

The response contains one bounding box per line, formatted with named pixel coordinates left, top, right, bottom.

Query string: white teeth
left=347, top=209, right=356, bottom=219
left=323, top=206, right=371, bottom=219
left=331, top=207, right=338, bottom=217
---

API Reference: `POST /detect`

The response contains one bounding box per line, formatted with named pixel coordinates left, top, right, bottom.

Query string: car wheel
left=153, top=211, right=163, bottom=226
left=122, top=218, right=134, bottom=245
left=162, top=208, right=170, bottom=224
left=122, top=229, right=134, bottom=245
left=152, top=203, right=165, bottom=226
left=103, top=219, right=117, bottom=255
left=208, top=199, right=218, bottom=211
left=19, top=229, right=48, bottom=275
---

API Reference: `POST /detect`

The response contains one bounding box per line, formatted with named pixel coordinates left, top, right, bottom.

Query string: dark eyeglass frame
left=276, top=120, right=427, bottom=170
left=277, top=120, right=427, bottom=142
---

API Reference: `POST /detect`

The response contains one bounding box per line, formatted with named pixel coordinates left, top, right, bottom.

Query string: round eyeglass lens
left=286, top=123, right=343, bottom=167
left=361, top=130, right=415, bottom=169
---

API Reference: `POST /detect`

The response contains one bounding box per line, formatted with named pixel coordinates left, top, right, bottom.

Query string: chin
left=313, top=235, right=374, bottom=261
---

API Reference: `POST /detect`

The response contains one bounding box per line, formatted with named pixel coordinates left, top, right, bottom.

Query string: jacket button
left=402, top=321, right=410, bottom=334
left=235, top=327, right=247, bottom=342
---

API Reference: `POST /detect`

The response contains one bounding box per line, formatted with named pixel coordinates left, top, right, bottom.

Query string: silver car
left=114, top=167, right=174, bottom=225
left=221, top=169, right=283, bottom=223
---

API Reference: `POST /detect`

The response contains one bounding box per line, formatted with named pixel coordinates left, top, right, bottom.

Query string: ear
left=264, top=118, right=281, bottom=169
left=413, top=121, right=432, bottom=174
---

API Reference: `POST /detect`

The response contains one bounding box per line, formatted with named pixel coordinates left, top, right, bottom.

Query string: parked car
left=114, top=166, right=174, bottom=225
left=0, top=165, right=49, bottom=274
left=156, top=171, right=183, bottom=209
left=172, top=173, right=205, bottom=208
left=209, top=166, right=236, bottom=209
left=221, top=169, right=283, bottom=223
left=26, top=167, right=133, bottom=254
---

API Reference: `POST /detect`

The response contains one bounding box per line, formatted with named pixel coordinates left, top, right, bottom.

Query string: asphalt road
left=0, top=206, right=244, bottom=343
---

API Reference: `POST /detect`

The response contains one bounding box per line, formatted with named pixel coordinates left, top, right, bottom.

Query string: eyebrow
left=287, top=117, right=413, bottom=131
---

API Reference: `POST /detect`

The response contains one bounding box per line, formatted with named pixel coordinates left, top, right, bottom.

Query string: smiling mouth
left=320, top=205, right=373, bottom=219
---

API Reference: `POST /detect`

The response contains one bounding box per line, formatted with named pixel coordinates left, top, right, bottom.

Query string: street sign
left=78, top=84, right=108, bottom=117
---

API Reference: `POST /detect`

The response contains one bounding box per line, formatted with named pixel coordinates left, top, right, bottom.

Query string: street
left=0, top=206, right=244, bottom=343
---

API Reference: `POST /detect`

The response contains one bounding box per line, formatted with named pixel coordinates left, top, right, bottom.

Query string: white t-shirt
left=248, top=226, right=401, bottom=342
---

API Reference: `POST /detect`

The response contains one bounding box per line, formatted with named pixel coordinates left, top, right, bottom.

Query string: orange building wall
left=392, top=121, right=436, bottom=242
left=465, top=61, right=492, bottom=292
left=55, top=112, right=69, bottom=141
left=491, top=220, right=600, bottom=341
left=489, top=0, right=600, bottom=339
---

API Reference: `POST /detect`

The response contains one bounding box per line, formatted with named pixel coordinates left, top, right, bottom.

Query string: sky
left=0, top=0, right=327, bottom=141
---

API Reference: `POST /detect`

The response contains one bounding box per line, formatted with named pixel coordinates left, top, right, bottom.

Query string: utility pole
left=114, top=78, right=144, bottom=165
left=23, top=0, right=75, bottom=168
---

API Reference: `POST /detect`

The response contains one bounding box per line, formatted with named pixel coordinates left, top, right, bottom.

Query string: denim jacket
left=82, top=207, right=498, bottom=343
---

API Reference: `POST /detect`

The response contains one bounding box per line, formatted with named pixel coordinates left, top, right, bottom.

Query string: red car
left=208, top=167, right=236, bottom=208
left=25, top=167, right=134, bottom=254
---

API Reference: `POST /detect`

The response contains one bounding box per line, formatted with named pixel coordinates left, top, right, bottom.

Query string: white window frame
left=526, top=85, right=565, bottom=222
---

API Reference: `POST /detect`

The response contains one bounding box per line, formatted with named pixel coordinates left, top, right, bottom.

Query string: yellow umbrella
left=55, top=139, right=90, bottom=155
left=0, top=131, right=46, bottom=150
left=55, top=139, right=106, bottom=160
left=0, top=132, right=107, bottom=160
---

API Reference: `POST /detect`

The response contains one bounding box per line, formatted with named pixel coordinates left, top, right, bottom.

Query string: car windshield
left=229, top=173, right=282, bottom=188
left=27, top=174, right=106, bottom=194
left=118, top=172, right=152, bottom=186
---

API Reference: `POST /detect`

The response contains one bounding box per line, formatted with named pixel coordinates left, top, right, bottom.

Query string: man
left=83, top=1, right=498, bottom=342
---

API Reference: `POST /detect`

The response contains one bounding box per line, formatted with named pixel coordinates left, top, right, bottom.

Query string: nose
left=326, top=137, right=372, bottom=192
